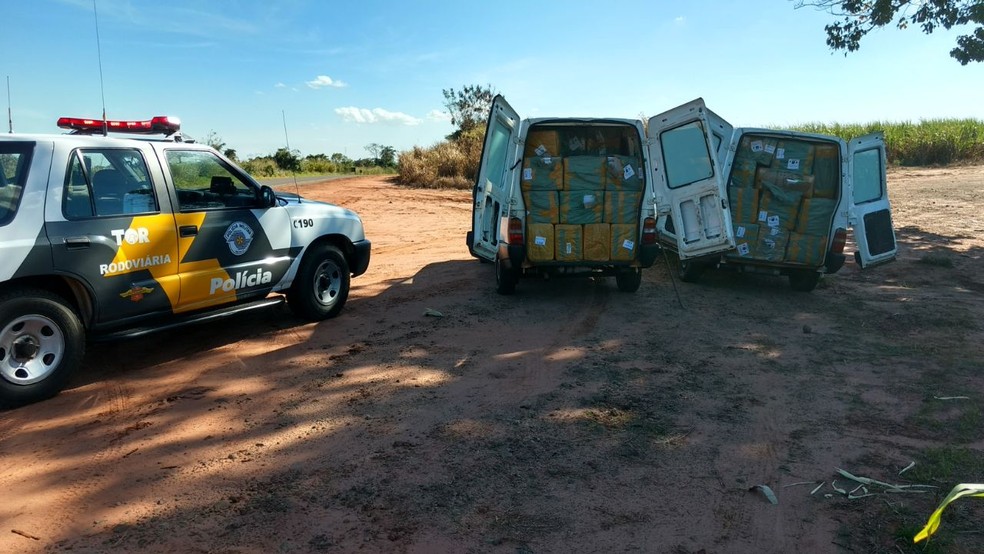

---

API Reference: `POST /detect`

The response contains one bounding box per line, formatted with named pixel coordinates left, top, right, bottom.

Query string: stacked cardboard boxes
left=727, top=136, right=839, bottom=266
left=522, top=127, right=644, bottom=263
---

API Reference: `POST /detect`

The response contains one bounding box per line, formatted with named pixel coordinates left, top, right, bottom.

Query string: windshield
left=0, top=142, right=34, bottom=226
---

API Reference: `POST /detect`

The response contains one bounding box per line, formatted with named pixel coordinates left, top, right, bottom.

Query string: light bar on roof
left=56, top=116, right=181, bottom=135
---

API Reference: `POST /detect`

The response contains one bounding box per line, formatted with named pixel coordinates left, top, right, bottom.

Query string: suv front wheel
left=0, top=289, right=85, bottom=407
left=288, top=243, right=351, bottom=320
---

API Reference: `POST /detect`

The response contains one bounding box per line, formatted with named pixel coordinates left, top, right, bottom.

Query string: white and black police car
left=0, top=115, right=370, bottom=406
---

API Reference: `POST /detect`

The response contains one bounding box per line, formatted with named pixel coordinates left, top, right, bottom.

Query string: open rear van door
left=847, top=133, right=897, bottom=268
left=470, top=95, right=521, bottom=261
left=648, top=98, right=734, bottom=259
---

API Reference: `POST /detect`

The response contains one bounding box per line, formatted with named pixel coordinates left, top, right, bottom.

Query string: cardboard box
left=729, top=186, right=759, bottom=224
left=555, top=224, right=583, bottom=261
left=785, top=232, right=829, bottom=266
left=523, top=191, right=560, bottom=224
left=729, top=158, right=759, bottom=189
left=524, top=129, right=561, bottom=158
left=754, top=226, right=789, bottom=262
left=735, top=135, right=778, bottom=166
left=604, top=191, right=642, bottom=224
left=584, top=223, right=612, bottom=261
left=795, top=197, right=837, bottom=236
left=757, top=182, right=803, bottom=231
left=610, top=223, right=639, bottom=261
left=526, top=223, right=554, bottom=262
left=564, top=156, right=606, bottom=191
left=732, top=223, right=760, bottom=258
left=604, top=155, right=644, bottom=191
left=521, top=156, right=564, bottom=191
left=771, top=140, right=815, bottom=174
left=560, top=190, right=604, bottom=224
left=812, top=143, right=839, bottom=199
left=754, top=168, right=815, bottom=198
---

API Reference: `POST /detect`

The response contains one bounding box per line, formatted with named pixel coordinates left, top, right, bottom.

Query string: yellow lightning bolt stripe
left=172, top=213, right=234, bottom=313
left=103, top=214, right=181, bottom=307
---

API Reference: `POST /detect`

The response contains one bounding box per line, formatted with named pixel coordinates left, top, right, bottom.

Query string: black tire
left=615, top=268, right=643, bottom=292
left=288, top=243, right=351, bottom=320
left=678, top=258, right=705, bottom=283
left=789, top=270, right=821, bottom=292
left=495, top=255, right=517, bottom=295
left=0, top=289, right=85, bottom=407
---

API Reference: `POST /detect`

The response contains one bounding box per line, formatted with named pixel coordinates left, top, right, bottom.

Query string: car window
left=64, top=148, right=158, bottom=219
left=660, top=121, right=714, bottom=189
left=166, top=150, right=257, bottom=211
left=0, top=142, right=33, bottom=226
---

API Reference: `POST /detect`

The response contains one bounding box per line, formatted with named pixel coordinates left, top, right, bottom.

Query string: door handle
left=64, top=237, right=90, bottom=250
left=179, top=225, right=199, bottom=237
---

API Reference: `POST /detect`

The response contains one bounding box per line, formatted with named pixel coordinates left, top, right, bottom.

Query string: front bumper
left=350, top=239, right=371, bottom=277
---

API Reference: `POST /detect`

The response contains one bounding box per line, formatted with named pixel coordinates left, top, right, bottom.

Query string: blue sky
left=3, top=0, right=982, bottom=160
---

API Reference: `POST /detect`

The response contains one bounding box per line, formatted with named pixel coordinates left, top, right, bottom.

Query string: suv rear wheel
left=615, top=268, right=643, bottom=292
left=288, top=244, right=351, bottom=320
left=0, top=289, right=85, bottom=407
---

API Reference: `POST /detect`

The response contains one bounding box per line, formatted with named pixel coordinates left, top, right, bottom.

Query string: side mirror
left=259, top=185, right=277, bottom=208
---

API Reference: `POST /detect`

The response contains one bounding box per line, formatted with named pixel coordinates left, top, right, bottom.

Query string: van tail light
left=508, top=217, right=524, bottom=245
left=830, top=228, right=847, bottom=254
left=641, top=217, right=657, bottom=245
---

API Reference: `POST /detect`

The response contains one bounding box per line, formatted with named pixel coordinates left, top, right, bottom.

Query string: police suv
left=0, top=116, right=371, bottom=406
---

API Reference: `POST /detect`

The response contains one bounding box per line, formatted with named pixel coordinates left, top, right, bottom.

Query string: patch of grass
left=917, top=253, right=955, bottom=268
left=905, top=446, right=984, bottom=484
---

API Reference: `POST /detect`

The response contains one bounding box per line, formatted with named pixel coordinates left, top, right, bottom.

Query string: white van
left=467, top=95, right=896, bottom=293
left=668, top=109, right=898, bottom=290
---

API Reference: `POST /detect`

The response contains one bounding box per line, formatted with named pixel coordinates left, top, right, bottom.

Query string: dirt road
left=2, top=168, right=983, bottom=553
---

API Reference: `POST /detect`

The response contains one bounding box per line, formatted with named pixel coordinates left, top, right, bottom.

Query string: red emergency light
left=56, top=116, right=181, bottom=135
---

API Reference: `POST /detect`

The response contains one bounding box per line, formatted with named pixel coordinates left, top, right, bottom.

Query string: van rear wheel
left=678, top=258, right=705, bottom=283
left=615, top=268, right=642, bottom=292
left=495, top=255, right=517, bottom=295
left=789, top=270, right=821, bottom=292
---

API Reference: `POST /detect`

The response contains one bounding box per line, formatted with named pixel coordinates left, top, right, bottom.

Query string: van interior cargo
left=726, top=134, right=839, bottom=267
left=520, top=123, right=644, bottom=263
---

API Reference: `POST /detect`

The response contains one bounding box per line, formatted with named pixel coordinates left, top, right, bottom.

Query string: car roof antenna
left=92, top=0, right=108, bottom=136
left=6, top=76, right=12, bottom=133
left=282, top=109, right=301, bottom=203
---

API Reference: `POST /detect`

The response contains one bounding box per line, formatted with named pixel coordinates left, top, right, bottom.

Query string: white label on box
left=758, top=210, right=768, bottom=222
left=769, top=226, right=781, bottom=236
left=568, top=136, right=584, bottom=151
left=750, top=140, right=763, bottom=153
left=522, top=168, right=532, bottom=181
left=534, top=235, right=546, bottom=246
left=543, top=156, right=552, bottom=164
left=765, top=143, right=776, bottom=154
left=737, top=242, right=750, bottom=256
left=565, top=242, right=573, bottom=254
left=767, top=215, right=780, bottom=228
left=622, top=239, right=635, bottom=251
left=736, top=226, right=747, bottom=238
left=535, top=144, right=548, bottom=156
left=787, top=159, right=800, bottom=170
left=583, top=194, right=596, bottom=207
left=764, top=238, right=776, bottom=249
left=623, top=164, right=635, bottom=180
left=776, top=147, right=785, bottom=159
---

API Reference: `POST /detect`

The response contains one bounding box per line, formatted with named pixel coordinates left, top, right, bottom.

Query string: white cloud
left=335, top=107, right=422, bottom=126
left=674, top=16, right=686, bottom=25
left=427, top=109, right=452, bottom=122
left=274, top=82, right=287, bottom=88
left=306, top=75, right=347, bottom=89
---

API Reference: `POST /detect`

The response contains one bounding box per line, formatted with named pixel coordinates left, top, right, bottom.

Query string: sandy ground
left=1, top=167, right=983, bottom=553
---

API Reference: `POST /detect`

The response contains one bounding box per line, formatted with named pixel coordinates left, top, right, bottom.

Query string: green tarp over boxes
left=795, top=198, right=837, bottom=236
left=755, top=168, right=815, bottom=198
left=732, top=223, right=761, bottom=258
left=555, top=224, right=583, bottom=261
left=735, top=135, right=777, bottom=166
left=770, top=140, right=815, bottom=174
left=523, top=191, right=560, bottom=224
left=610, top=223, right=638, bottom=261
left=758, top=181, right=803, bottom=231
left=604, top=155, right=644, bottom=191
left=564, top=156, right=607, bottom=191
left=785, top=232, right=828, bottom=266
left=521, top=156, right=564, bottom=191
left=755, top=226, right=789, bottom=262
left=604, top=191, right=642, bottom=224
left=729, top=158, right=759, bottom=188
left=729, top=186, right=759, bottom=224
left=584, top=223, right=611, bottom=261
left=526, top=223, right=554, bottom=262
left=812, top=143, right=839, bottom=199
left=560, top=191, right=604, bottom=224
left=525, top=129, right=561, bottom=158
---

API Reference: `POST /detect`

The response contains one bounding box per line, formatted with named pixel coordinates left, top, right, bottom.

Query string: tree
left=273, top=147, right=301, bottom=172
left=205, top=131, right=226, bottom=151
left=379, top=146, right=397, bottom=167
left=799, top=1, right=984, bottom=64
left=223, top=148, right=238, bottom=162
left=442, top=84, right=496, bottom=138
